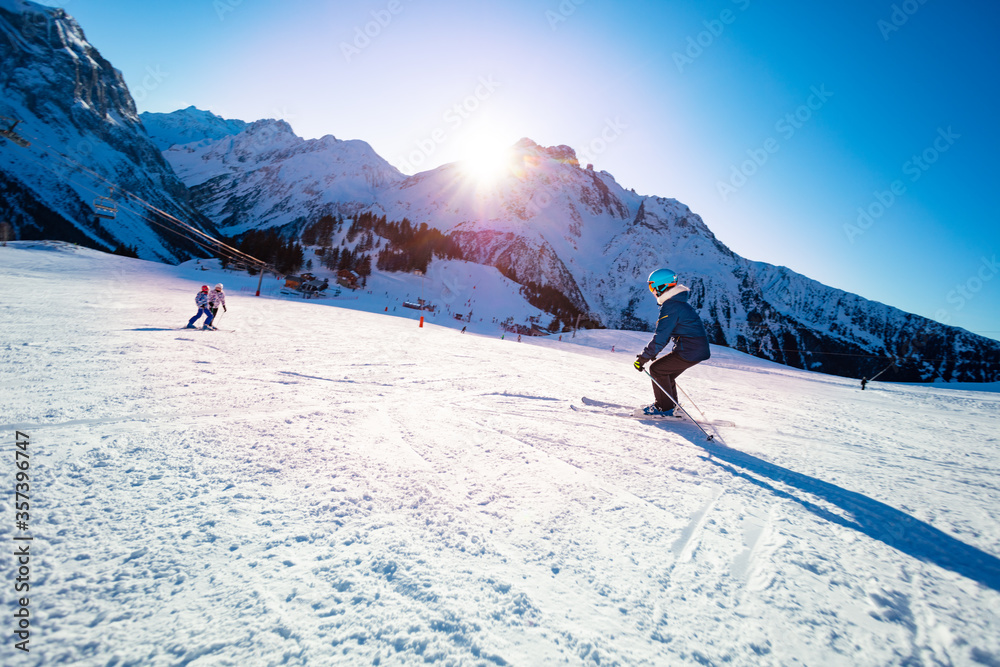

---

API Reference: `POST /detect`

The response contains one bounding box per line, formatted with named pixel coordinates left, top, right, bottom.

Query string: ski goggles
left=648, top=281, right=677, bottom=296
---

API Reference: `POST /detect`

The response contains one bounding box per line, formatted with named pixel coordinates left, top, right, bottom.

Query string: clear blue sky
left=41, top=0, right=1000, bottom=340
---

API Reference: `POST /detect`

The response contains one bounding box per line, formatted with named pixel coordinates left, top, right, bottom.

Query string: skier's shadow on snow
left=694, top=439, right=1000, bottom=592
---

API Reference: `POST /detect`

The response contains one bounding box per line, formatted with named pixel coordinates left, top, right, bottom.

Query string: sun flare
left=459, top=134, right=514, bottom=186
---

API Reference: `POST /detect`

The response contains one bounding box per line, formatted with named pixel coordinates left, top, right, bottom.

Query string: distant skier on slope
left=186, top=285, right=215, bottom=330
left=633, top=268, right=711, bottom=416
left=208, top=283, right=227, bottom=321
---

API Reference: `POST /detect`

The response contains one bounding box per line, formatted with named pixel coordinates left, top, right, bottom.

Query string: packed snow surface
left=1, top=242, right=999, bottom=666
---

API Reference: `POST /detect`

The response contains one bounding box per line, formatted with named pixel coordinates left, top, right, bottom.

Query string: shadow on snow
left=659, top=424, right=1000, bottom=593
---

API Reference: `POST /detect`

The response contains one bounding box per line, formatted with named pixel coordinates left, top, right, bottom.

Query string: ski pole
left=642, top=369, right=714, bottom=442
left=676, top=384, right=710, bottom=424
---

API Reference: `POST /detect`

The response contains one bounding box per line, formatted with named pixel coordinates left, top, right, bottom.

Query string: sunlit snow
left=2, top=242, right=999, bottom=666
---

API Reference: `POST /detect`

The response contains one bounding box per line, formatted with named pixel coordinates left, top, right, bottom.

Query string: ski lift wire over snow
left=93, top=187, right=118, bottom=220
left=2, top=117, right=273, bottom=293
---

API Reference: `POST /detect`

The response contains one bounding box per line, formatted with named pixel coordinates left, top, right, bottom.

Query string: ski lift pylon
left=93, top=187, right=117, bottom=220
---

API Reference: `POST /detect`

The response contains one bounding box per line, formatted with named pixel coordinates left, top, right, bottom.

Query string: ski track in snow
left=1, top=243, right=999, bottom=666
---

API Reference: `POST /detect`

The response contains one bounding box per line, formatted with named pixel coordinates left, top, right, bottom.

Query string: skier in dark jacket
left=633, top=268, right=711, bottom=416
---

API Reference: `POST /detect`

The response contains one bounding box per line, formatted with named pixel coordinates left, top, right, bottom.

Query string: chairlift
left=0, top=116, right=30, bottom=148
left=93, top=188, right=117, bottom=220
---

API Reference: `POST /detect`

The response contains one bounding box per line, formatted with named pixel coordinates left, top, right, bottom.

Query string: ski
left=177, top=327, right=235, bottom=332
left=578, top=397, right=735, bottom=428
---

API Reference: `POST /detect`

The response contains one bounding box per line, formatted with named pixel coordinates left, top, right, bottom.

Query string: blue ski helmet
left=647, top=269, right=677, bottom=297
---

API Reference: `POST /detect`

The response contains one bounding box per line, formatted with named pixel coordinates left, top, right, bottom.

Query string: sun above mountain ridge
left=458, top=133, right=514, bottom=186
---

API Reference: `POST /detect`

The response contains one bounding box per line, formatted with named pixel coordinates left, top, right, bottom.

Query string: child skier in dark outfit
left=634, top=269, right=711, bottom=416
left=186, top=285, right=215, bottom=330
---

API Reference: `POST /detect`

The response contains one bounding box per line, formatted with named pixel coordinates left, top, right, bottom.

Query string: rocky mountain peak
left=0, top=0, right=138, bottom=126
left=0, top=0, right=216, bottom=261
left=511, top=138, right=580, bottom=167
left=139, top=106, right=248, bottom=150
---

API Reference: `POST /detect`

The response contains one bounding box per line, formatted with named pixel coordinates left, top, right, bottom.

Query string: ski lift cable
left=12, top=125, right=264, bottom=266
left=755, top=348, right=987, bottom=366
left=9, top=126, right=270, bottom=271
left=102, top=191, right=277, bottom=271
left=47, top=148, right=265, bottom=267
left=11, top=147, right=210, bottom=252
left=129, top=208, right=280, bottom=274
left=107, top=196, right=285, bottom=278
left=15, top=148, right=276, bottom=277
left=758, top=347, right=895, bottom=360
left=136, top=214, right=262, bottom=266
left=17, top=150, right=256, bottom=267
left=130, top=196, right=266, bottom=269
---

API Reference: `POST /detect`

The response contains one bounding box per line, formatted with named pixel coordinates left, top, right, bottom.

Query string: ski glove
left=223, top=305, right=227, bottom=312
left=634, top=356, right=650, bottom=372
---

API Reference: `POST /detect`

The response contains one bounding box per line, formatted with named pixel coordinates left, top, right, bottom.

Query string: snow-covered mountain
left=0, top=0, right=216, bottom=262
left=153, top=126, right=999, bottom=382
left=2, top=0, right=995, bottom=382
left=139, top=106, right=247, bottom=151
left=161, top=116, right=404, bottom=236
left=369, top=140, right=1000, bottom=382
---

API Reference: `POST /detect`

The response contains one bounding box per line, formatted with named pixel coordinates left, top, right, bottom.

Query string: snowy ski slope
left=1, top=242, right=999, bottom=666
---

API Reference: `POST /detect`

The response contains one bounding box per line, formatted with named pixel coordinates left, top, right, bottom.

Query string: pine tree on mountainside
left=338, top=248, right=356, bottom=272
left=323, top=247, right=340, bottom=271
left=111, top=243, right=139, bottom=258
left=302, top=215, right=338, bottom=248
left=284, top=241, right=304, bottom=274
left=302, top=224, right=317, bottom=246
left=357, top=254, right=372, bottom=278
left=346, top=217, right=361, bottom=244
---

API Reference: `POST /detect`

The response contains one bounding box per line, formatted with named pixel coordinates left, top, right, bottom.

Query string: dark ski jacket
left=641, top=286, right=711, bottom=362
